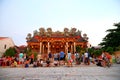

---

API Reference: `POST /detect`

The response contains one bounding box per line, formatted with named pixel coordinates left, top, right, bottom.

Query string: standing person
left=53, top=53, right=59, bottom=66
left=100, top=51, right=106, bottom=67
left=75, top=52, right=80, bottom=65
left=81, top=53, right=84, bottom=63
left=59, top=51, right=65, bottom=65
left=67, top=51, right=72, bottom=67
left=19, top=52, right=23, bottom=59
left=19, top=52, right=24, bottom=65
left=84, top=51, right=89, bottom=65
left=48, top=52, right=53, bottom=62
left=71, top=53, right=75, bottom=62
left=54, top=53, right=59, bottom=61
left=37, top=53, right=42, bottom=62
left=23, top=53, right=26, bottom=60
left=30, top=53, right=34, bottom=64
left=88, top=52, right=91, bottom=65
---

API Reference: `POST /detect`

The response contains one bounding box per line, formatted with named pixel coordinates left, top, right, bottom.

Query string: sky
left=0, top=0, right=120, bottom=46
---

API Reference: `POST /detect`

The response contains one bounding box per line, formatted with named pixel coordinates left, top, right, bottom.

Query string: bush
left=4, top=47, right=16, bottom=57
left=93, top=49, right=102, bottom=57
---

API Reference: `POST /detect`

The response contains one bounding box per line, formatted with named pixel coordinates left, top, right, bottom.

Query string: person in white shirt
left=67, top=51, right=72, bottom=67
left=75, top=52, right=80, bottom=65
left=84, top=52, right=89, bottom=65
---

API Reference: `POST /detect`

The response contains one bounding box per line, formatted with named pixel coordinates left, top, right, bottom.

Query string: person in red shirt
left=31, top=53, right=34, bottom=59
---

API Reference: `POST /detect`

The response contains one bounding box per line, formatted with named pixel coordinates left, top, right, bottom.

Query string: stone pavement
left=0, top=64, right=120, bottom=80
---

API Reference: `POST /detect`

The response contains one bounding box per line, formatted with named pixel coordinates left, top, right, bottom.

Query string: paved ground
left=0, top=63, right=120, bottom=80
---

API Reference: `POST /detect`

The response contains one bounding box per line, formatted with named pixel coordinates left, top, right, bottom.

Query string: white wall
left=0, top=38, right=15, bottom=57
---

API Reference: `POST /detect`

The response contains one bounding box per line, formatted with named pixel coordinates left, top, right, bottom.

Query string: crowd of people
left=96, top=51, right=112, bottom=67
left=0, top=50, right=118, bottom=68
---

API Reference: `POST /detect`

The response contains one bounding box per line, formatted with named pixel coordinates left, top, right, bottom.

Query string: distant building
left=18, top=45, right=27, bottom=53
left=0, top=37, right=15, bottom=57
left=26, top=27, right=89, bottom=54
left=92, top=46, right=102, bottom=49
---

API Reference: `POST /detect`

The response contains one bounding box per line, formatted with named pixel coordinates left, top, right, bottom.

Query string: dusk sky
left=0, top=0, right=120, bottom=46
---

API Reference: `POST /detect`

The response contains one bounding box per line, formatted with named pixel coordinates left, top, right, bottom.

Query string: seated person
left=24, top=59, right=29, bottom=68
left=96, top=60, right=102, bottom=67
left=33, top=61, right=37, bottom=67
left=36, top=60, right=43, bottom=67
left=11, top=60, right=17, bottom=67
left=54, top=60, right=58, bottom=66
left=46, top=58, right=50, bottom=67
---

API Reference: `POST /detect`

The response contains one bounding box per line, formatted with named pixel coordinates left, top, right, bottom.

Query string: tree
left=87, top=47, right=102, bottom=57
left=105, top=47, right=114, bottom=54
left=76, top=46, right=81, bottom=53
left=4, top=47, right=16, bottom=57
left=116, top=46, right=120, bottom=51
left=99, top=22, right=120, bottom=51
left=88, top=48, right=94, bottom=55
left=93, top=49, right=102, bottom=56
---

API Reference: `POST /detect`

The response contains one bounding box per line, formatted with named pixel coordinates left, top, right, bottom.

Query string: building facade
left=26, top=28, right=88, bottom=54
left=0, top=37, right=15, bottom=57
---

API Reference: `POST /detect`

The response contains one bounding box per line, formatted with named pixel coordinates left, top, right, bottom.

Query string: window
left=4, top=44, right=6, bottom=49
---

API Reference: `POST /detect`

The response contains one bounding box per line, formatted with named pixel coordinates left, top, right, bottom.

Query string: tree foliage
left=87, top=47, right=102, bottom=57
left=93, top=49, right=102, bottom=56
left=76, top=46, right=82, bottom=53
left=116, top=46, right=120, bottom=51
left=4, top=47, right=16, bottom=57
left=99, top=22, right=120, bottom=51
left=105, top=47, right=114, bottom=54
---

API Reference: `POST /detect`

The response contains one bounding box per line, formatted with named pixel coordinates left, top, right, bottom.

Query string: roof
left=28, top=38, right=39, bottom=42
left=0, top=37, right=9, bottom=40
left=0, top=37, right=15, bottom=45
left=27, top=35, right=87, bottom=43
left=77, top=37, right=86, bottom=42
